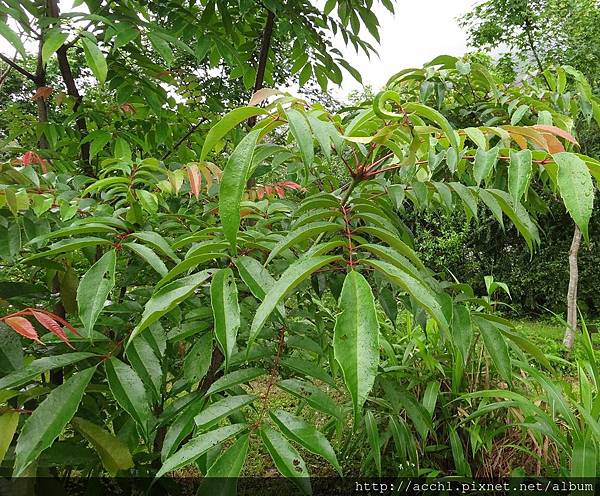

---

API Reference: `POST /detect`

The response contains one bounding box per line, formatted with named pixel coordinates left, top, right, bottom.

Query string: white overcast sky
left=335, top=0, right=480, bottom=95
left=1, top=0, right=479, bottom=98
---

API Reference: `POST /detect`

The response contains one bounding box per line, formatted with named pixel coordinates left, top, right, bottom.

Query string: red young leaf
left=31, top=310, right=74, bottom=349
left=533, top=125, right=579, bottom=146
left=120, top=102, right=136, bottom=114
left=36, top=310, right=81, bottom=336
left=4, top=316, right=42, bottom=344
left=20, top=151, right=47, bottom=173
left=187, top=164, right=202, bottom=199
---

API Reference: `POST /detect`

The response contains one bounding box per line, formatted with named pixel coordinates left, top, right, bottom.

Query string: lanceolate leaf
left=285, top=108, right=314, bottom=174
left=270, top=409, right=341, bottom=475
left=194, top=395, right=256, bottom=430
left=235, top=256, right=284, bottom=318
left=81, top=39, right=108, bottom=84
left=76, top=250, right=116, bottom=336
left=105, top=358, right=153, bottom=438
left=205, top=368, right=265, bottom=396
left=0, top=412, right=19, bottom=465
left=508, top=149, right=532, bottom=204
left=123, top=242, right=168, bottom=276
left=333, top=271, right=379, bottom=420
left=248, top=255, right=341, bottom=349
left=259, top=427, right=312, bottom=496
left=0, top=353, right=96, bottom=390
left=219, top=129, right=260, bottom=252
left=364, top=411, right=381, bottom=476
left=14, top=366, right=96, bottom=476
left=71, top=417, right=134, bottom=476
left=476, top=318, right=512, bottom=383
left=366, top=259, right=449, bottom=334
left=127, top=333, right=163, bottom=402
left=200, top=107, right=266, bottom=160
left=473, top=146, right=498, bottom=186
left=210, top=268, right=240, bottom=370
left=553, top=152, right=595, bottom=241
left=198, top=434, right=249, bottom=495
left=129, top=271, right=212, bottom=345
left=156, top=424, right=247, bottom=478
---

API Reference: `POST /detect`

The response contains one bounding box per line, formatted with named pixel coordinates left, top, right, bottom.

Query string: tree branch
left=0, top=53, right=37, bottom=82
left=247, top=9, right=275, bottom=127
left=162, top=117, right=208, bottom=160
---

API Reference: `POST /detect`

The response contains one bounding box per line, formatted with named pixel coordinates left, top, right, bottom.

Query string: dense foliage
left=1, top=0, right=600, bottom=490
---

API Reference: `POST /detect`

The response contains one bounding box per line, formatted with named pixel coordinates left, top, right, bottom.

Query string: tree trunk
left=34, top=38, right=49, bottom=150
left=47, top=0, right=94, bottom=176
left=247, top=9, right=275, bottom=128
left=563, top=225, right=582, bottom=350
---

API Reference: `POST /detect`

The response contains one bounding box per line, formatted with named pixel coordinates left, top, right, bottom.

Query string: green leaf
left=200, top=107, right=266, bottom=161
left=76, top=250, right=116, bottom=336
left=211, top=268, right=240, bottom=370
left=473, top=146, right=498, bottom=186
left=81, top=38, right=108, bottom=84
left=183, top=332, right=213, bottom=384
left=277, top=379, right=341, bottom=419
left=265, top=222, right=343, bottom=265
left=281, top=356, right=335, bottom=386
left=366, top=259, right=449, bottom=334
left=42, top=30, right=68, bottom=64
left=554, top=152, right=595, bottom=241
left=405, top=102, right=459, bottom=150
left=508, top=149, right=532, bottom=204
left=71, top=417, right=134, bottom=476
left=333, top=271, right=379, bottom=420
left=270, top=409, right=341, bottom=475
left=0, top=412, right=19, bottom=465
left=23, top=237, right=112, bottom=262
left=476, top=318, right=512, bottom=383
left=235, top=256, right=284, bottom=318
left=259, top=427, right=311, bottom=495
left=156, top=424, right=247, bottom=478
left=511, top=104, right=529, bottom=125
left=194, top=395, right=256, bottom=430
left=486, top=189, right=539, bottom=251
left=285, top=108, right=314, bottom=173
left=123, top=242, right=168, bottom=276
left=127, top=333, right=163, bottom=402
left=464, top=127, right=487, bottom=150
left=105, top=358, right=153, bottom=438
left=248, top=255, right=341, bottom=349
left=130, top=231, right=180, bottom=263
left=219, top=129, right=260, bottom=252
left=205, top=368, right=265, bottom=396
left=14, top=366, right=96, bottom=476
left=157, top=253, right=222, bottom=289
left=0, top=353, right=96, bottom=390
left=129, top=271, right=212, bottom=345
left=148, top=32, right=173, bottom=65
left=0, top=22, right=27, bottom=59
left=571, top=435, right=596, bottom=477
left=364, top=411, right=381, bottom=476
left=452, top=305, right=473, bottom=364
left=198, top=434, right=249, bottom=495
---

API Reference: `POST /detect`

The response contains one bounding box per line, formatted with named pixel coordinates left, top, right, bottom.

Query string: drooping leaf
left=194, top=395, right=256, bottom=430
left=476, top=318, right=512, bottom=383
left=183, top=332, right=213, bottom=385
left=285, top=108, right=314, bottom=174
left=71, top=417, right=134, bottom=476
left=156, top=424, right=247, bottom=478
left=235, top=256, right=284, bottom=318
left=42, top=30, right=68, bottom=64
left=14, top=366, right=96, bottom=475
left=333, top=271, right=379, bottom=420
left=0, top=353, right=95, bottom=390
left=259, top=427, right=311, bottom=495
left=364, top=411, right=381, bottom=476
left=81, top=39, right=108, bottom=84
left=553, top=152, right=595, bottom=241
left=473, top=146, right=498, bottom=186
left=129, top=271, right=212, bottom=345
left=508, top=149, right=532, bottom=204
left=248, top=255, right=341, bottom=349
left=105, top=358, right=153, bottom=438
left=270, top=409, right=341, bottom=475
left=197, top=434, right=249, bottom=495
left=200, top=107, right=266, bottom=161
left=127, top=333, right=163, bottom=402
left=219, top=130, right=260, bottom=252
left=76, top=250, right=116, bottom=336
left=0, top=412, right=19, bottom=465
left=205, top=368, right=265, bottom=396
left=211, top=268, right=240, bottom=370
